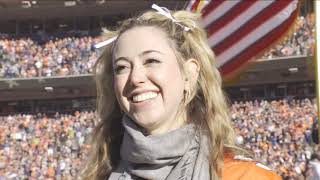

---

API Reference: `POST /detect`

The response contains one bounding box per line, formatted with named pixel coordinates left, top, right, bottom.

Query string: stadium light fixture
left=96, top=0, right=106, bottom=4
left=240, top=88, right=249, bottom=91
left=44, top=87, right=54, bottom=92
left=21, top=1, right=31, bottom=8
left=277, top=84, right=287, bottom=88
left=59, top=24, right=68, bottom=28
left=288, top=67, right=298, bottom=73
left=64, top=1, right=76, bottom=7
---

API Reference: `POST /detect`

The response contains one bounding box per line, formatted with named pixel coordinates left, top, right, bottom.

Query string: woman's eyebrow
left=114, top=50, right=164, bottom=63
left=140, top=50, right=164, bottom=56
left=114, top=57, right=129, bottom=64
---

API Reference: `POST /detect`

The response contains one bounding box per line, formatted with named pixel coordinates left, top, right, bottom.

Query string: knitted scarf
left=108, top=115, right=210, bottom=180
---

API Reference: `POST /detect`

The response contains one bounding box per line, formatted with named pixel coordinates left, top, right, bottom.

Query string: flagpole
left=315, top=0, right=320, bottom=144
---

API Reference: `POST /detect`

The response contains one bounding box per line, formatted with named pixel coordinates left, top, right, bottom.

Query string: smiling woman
left=81, top=5, right=281, bottom=180
left=113, top=26, right=193, bottom=135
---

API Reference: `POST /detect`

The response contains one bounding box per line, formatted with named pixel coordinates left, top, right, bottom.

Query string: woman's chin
left=133, top=118, right=158, bottom=129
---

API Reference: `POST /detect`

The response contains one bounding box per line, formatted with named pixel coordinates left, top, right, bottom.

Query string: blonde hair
left=82, top=10, right=248, bottom=180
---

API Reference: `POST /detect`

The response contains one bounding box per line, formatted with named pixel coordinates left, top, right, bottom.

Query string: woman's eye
left=145, top=59, right=160, bottom=64
left=114, top=65, right=128, bottom=74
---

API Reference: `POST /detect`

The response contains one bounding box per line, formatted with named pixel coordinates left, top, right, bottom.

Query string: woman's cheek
left=113, top=80, right=125, bottom=103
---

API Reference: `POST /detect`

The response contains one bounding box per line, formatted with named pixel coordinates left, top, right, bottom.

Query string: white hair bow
left=94, top=4, right=191, bottom=49
left=151, top=4, right=191, bottom=32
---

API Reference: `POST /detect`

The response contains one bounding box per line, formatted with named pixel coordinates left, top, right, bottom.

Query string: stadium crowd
left=0, top=13, right=315, bottom=79
left=0, top=111, right=96, bottom=179
left=0, top=98, right=319, bottom=179
left=262, top=13, right=315, bottom=59
left=231, top=98, right=319, bottom=179
left=0, top=36, right=101, bottom=78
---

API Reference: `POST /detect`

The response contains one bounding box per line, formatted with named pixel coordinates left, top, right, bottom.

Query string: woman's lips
left=131, top=91, right=159, bottom=103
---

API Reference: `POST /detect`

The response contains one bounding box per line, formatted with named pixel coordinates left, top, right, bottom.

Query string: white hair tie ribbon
left=94, top=36, right=117, bottom=49
left=94, top=4, right=192, bottom=49
left=151, top=4, right=191, bottom=32
left=151, top=4, right=176, bottom=22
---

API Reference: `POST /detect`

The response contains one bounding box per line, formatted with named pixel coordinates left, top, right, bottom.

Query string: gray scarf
left=108, top=116, right=210, bottom=180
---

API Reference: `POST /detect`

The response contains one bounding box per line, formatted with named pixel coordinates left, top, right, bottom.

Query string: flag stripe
left=216, top=1, right=297, bottom=67
left=186, top=0, right=196, bottom=11
left=207, top=0, right=275, bottom=48
left=191, top=0, right=200, bottom=12
left=201, top=0, right=224, bottom=17
left=206, top=0, right=257, bottom=36
left=197, top=1, right=209, bottom=12
left=213, top=0, right=292, bottom=57
left=202, top=0, right=240, bottom=27
left=221, top=7, right=298, bottom=77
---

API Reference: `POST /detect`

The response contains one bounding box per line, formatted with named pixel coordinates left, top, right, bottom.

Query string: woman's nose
left=128, top=66, right=147, bottom=86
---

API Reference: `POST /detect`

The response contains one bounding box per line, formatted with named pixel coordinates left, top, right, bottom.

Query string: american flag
left=187, top=0, right=300, bottom=80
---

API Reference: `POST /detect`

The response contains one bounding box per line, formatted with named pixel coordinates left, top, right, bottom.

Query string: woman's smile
left=131, top=91, right=159, bottom=103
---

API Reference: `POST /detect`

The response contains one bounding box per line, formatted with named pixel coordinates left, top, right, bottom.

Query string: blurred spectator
left=305, top=153, right=320, bottom=180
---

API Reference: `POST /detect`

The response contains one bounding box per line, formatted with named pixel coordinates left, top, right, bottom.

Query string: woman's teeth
left=132, top=92, right=158, bottom=102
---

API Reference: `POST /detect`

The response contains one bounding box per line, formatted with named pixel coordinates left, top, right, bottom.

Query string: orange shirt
left=222, top=155, right=282, bottom=180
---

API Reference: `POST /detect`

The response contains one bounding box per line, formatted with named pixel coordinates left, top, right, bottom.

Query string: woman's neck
left=147, top=111, right=188, bottom=135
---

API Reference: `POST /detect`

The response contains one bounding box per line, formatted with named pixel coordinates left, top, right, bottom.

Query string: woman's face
left=113, top=26, right=186, bottom=134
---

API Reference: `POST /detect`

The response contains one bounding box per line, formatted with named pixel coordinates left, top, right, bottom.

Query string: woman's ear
left=183, top=58, right=200, bottom=88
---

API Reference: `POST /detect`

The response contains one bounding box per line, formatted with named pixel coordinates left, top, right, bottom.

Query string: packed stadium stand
left=0, top=0, right=319, bottom=180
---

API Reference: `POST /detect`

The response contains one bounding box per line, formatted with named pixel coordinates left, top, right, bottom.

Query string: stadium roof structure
left=227, top=55, right=314, bottom=87
left=0, top=74, right=95, bottom=101
left=0, top=0, right=188, bottom=20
